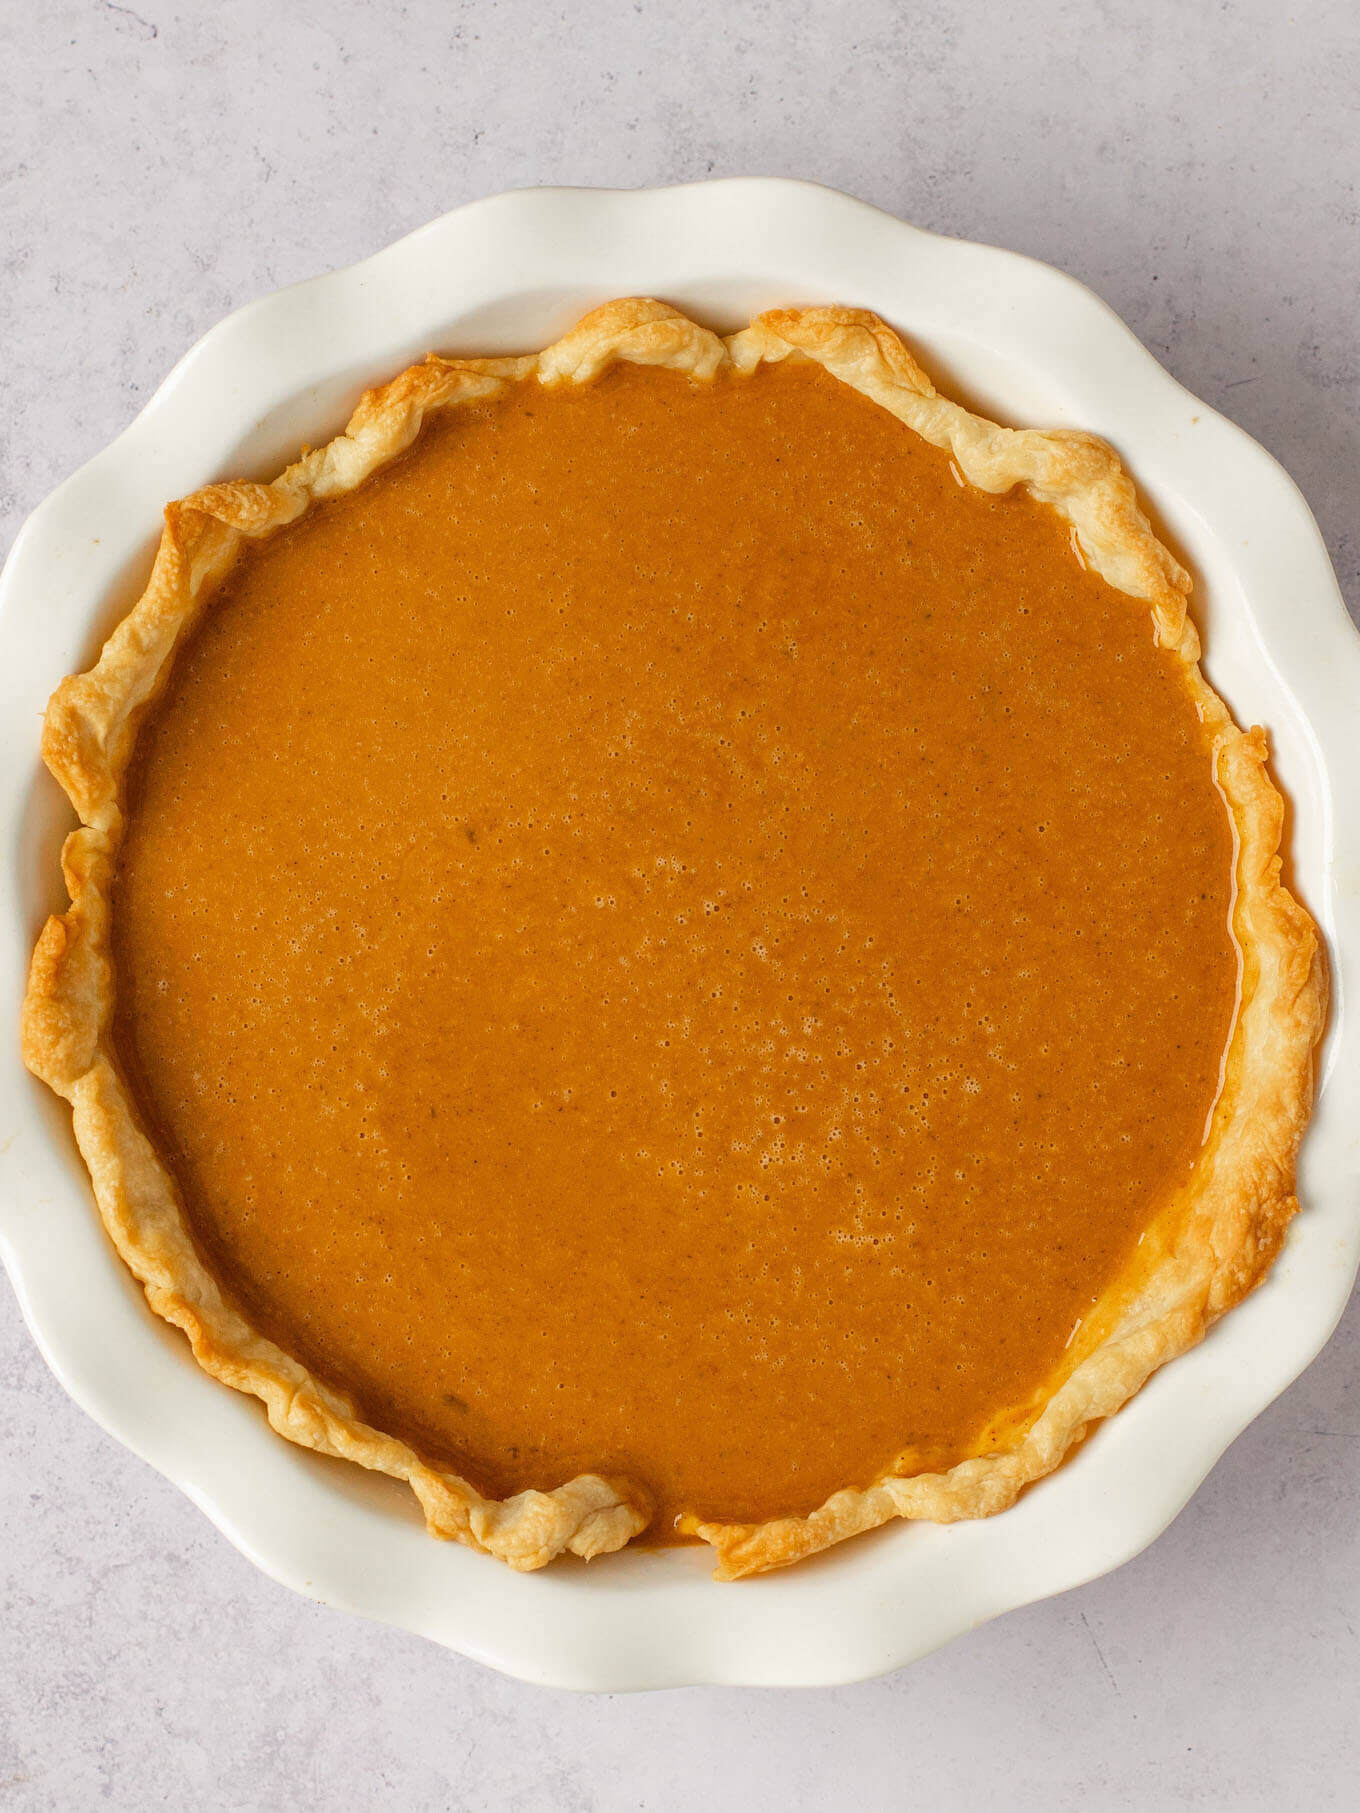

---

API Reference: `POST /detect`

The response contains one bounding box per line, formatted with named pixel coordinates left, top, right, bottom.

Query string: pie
left=22, top=299, right=1327, bottom=1578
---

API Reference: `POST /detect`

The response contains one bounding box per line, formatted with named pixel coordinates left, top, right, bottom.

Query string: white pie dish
left=0, top=178, right=1356, bottom=1691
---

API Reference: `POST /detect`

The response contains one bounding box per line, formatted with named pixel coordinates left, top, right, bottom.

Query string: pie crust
left=22, top=300, right=1327, bottom=1577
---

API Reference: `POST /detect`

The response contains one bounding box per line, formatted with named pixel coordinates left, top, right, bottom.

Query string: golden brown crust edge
left=21, top=298, right=1327, bottom=1578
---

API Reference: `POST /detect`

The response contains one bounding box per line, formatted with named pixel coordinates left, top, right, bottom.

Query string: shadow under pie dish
left=21, top=297, right=1326, bottom=1580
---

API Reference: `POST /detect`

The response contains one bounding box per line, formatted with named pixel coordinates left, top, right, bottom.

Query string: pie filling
left=112, top=359, right=1238, bottom=1534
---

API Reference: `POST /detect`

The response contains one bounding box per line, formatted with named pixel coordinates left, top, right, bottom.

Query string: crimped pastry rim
left=20, top=298, right=1327, bottom=1577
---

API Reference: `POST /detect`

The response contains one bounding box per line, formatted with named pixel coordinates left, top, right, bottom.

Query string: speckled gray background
left=2, top=2, right=1358, bottom=1807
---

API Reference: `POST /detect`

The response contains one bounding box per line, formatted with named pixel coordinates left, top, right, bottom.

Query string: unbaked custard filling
left=112, top=358, right=1238, bottom=1533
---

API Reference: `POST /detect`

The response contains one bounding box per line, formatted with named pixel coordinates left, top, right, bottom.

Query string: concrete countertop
left=1, top=2, right=1356, bottom=1806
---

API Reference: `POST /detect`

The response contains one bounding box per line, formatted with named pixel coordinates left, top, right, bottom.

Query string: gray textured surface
left=2, top=2, right=1358, bottom=1807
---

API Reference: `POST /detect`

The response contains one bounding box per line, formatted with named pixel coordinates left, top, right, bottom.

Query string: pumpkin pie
left=22, top=300, right=1327, bottom=1577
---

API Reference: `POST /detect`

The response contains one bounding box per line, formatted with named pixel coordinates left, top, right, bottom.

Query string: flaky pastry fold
left=24, top=301, right=1326, bottom=1576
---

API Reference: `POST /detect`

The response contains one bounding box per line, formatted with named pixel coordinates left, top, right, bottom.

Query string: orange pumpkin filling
left=112, top=358, right=1237, bottom=1532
